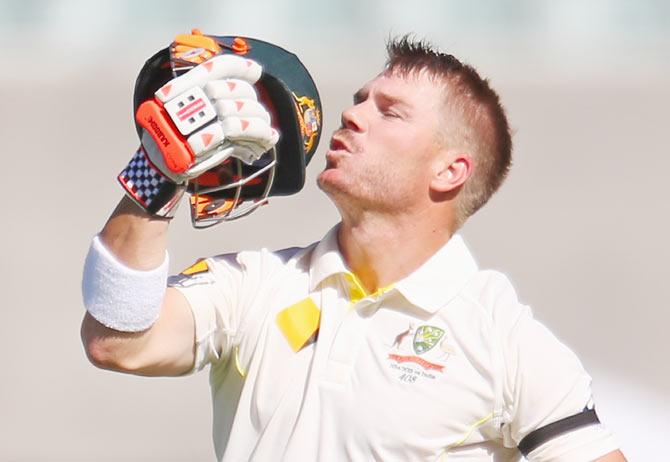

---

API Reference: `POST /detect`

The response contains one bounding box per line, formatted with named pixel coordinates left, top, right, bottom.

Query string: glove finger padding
left=213, top=99, right=271, bottom=125
left=145, top=60, right=275, bottom=176
left=187, top=123, right=226, bottom=158
left=187, top=84, right=276, bottom=166
left=193, top=79, right=277, bottom=165
left=184, top=145, right=236, bottom=178
left=220, top=117, right=280, bottom=164
left=204, top=79, right=257, bottom=100
left=155, top=55, right=262, bottom=103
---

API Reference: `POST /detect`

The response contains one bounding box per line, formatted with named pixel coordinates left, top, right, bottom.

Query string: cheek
left=386, top=132, right=438, bottom=191
left=380, top=122, right=431, bottom=154
left=381, top=128, right=415, bottom=152
left=378, top=128, right=433, bottom=172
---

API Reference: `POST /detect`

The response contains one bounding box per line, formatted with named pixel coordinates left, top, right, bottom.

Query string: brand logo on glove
left=147, top=116, right=171, bottom=148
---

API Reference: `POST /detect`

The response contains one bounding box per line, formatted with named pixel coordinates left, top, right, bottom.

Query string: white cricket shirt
left=169, top=227, right=618, bottom=461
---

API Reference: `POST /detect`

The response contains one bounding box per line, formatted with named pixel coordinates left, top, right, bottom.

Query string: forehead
left=358, top=69, right=445, bottom=105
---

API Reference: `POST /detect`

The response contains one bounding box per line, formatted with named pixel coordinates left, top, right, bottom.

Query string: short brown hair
left=386, top=35, right=512, bottom=225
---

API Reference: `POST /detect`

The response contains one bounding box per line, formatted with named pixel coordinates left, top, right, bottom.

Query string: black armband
left=518, top=407, right=600, bottom=457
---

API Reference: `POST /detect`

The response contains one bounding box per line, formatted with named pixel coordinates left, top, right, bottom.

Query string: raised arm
left=80, top=47, right=278, bottom=377
left=81, top=197, right=196, bottom=377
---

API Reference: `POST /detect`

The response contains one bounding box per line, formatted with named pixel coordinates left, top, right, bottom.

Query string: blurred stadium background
left=0, top=0, right=667, bottom=460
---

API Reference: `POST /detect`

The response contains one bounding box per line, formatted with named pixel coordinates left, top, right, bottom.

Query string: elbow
left=80, top=313, right=139, bottom=372
left=80, top=316, right=115, bottom=369
left=83, top=336, right=112, bottom=370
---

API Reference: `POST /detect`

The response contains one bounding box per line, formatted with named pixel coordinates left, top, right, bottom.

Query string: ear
left=430, top=152, right=473, bottom=193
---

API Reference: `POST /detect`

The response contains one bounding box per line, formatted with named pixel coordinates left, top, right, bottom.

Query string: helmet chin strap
left=189, top=147, right=278, bottom=228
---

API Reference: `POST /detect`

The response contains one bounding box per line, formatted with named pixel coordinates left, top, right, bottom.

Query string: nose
left=340, top=103, right=365, bottom=132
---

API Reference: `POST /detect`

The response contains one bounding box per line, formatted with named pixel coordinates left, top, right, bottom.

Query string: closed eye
left=377, top=94, right=409, bottom=120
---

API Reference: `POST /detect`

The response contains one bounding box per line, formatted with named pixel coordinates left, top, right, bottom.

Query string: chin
left=317, top=168, right=340, bottom=188
left=317, top=170, right=351, bottom=198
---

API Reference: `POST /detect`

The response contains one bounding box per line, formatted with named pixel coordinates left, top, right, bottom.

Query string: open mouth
left=329, top=138, right=347, bottom=151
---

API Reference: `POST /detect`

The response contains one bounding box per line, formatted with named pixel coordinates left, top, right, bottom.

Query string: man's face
left=317, top=69, right=446, bottom=214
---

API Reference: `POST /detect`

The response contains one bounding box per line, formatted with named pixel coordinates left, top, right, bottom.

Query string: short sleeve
left=167, top=247, right=309, bottom=376
left=499, top=306, right=619, bottom=461
left=168, top=254, right=245, bottom=374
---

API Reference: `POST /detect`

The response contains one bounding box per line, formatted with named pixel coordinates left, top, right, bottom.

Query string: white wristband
left=82, top=235, right=168, bottom=332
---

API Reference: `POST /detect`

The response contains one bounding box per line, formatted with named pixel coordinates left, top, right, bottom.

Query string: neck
left=337, top=207, right=454, bottom=294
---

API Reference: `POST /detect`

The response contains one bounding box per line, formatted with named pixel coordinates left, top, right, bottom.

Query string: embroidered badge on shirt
left=387, top=323, right=454, bottom=383
left=413, top=325, right=444, bottom=354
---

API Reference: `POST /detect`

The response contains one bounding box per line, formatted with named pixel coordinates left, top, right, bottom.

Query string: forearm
left=100, top=196, right=170, bottom=270
left=82, top=196, right=195, bottom=376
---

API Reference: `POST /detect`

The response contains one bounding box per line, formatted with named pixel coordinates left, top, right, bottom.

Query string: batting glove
left=118, top=54, right=279, bottom=218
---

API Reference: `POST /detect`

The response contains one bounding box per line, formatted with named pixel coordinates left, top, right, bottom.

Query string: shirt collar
left=309, top=226, right=478, bottom=313
left=309, top=225, right=348, bottom=291
left=394, top=234, right=478, bottom=314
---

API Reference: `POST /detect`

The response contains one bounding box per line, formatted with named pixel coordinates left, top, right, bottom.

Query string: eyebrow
left=377, top=92, right=410, bottom=109
left=353, top=88, right=411, bottom=110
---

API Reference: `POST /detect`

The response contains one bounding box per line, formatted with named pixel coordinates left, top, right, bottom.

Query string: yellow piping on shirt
left=439, top=412, right=494, bottom=461
left=345, top=273, right=367, bottom=304
left=344, top=272, right=395, bottom=306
